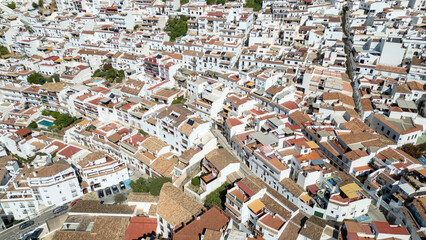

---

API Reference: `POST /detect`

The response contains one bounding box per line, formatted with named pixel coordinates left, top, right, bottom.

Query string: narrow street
left=341, top=7, right=362, bottom=114
left=0, top=206, right=64, bottom=240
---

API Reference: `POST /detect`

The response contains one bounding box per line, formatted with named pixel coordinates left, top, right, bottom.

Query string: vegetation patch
left=129, top=177, right=172, bottom=196
left=172, top=95, right=186, bottom=104
left=401, top=143, right=423, bottom=159
left=92, top=63, right=125, bottom=83
left=204, top=182, right=231, bottom=209
left=28, top=121, right=38, bottom=129
left=41, top=110, right=77, bottom=130
left=244, top=0, right=262, bottom=11
left=165, top=15, right=188, bottom=42
left=0, top=45, right=9, bottom=56
left=138, top=129, right=149, bottom=136
left=27, top=72, right=59, bottom=85
left=7, top=2, right=16, bottom=9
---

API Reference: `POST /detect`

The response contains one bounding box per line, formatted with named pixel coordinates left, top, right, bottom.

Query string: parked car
left=21, top=229, right=33, bottom=238
left=19, top=221, right=34, bottom=230
left=97, top=189, right=105, bottom=198
left=111, top=185, right=119, bottom=194
left=53, top=205, right=68, bottom=214
left=70, top=199, right=81, bottom=207
left=119, top=181, right=126, bottom=190
left=30, top=228, right=43, bottom=240
left=105, top=187, right=112, bottom=196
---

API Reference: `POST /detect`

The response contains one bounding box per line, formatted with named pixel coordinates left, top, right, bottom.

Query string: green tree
left=41, top=110, right=51, bottom=116
left=133, top=24, right=140, bottom=31
left=401, top=144, right=422, bottom=159
left=28, top=121, right=38, bottom=129
left=7, top=2, right=16, bottom=9
left=129, top=178, right=150, bottom=193
left=138, top=129, right=149, bottom=136
left=46, top=74, right=60, bottom=83
left=50, top=111, right=61, bottom=119
left=92, top=65, right=124, bottom=83
left=53, top=114, right=75, bottom=130
left=0, top=45, right=9, bottom=55
left=165, top=15, right=188, bottom=42
left=38, top=0, right=43, bottom=7
left=191, top=176, right=200, bottom=187
left=172, top=95, right=186, bottom=104
left=245, top=0, right=262, bottom=11
left=27, top=72, right=46, bottom=84
left=180, top=0, right=189, bottom=4
left=204, top=182, right=230, bottom=209
left=32, top=2, right=39, bottom=9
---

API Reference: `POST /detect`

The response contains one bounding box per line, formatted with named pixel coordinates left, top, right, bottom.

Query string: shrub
left=165, top=15, right=188, bottom=42
left=149, top=177, right=172, bottom=196
left=401, top=144, right=422, bottom=159
left=114, top=193, right=126, bottom=204
left=129, top=177, right=172, bottom=196
left=172, top=95, right=186, bottom=104
left=139, top=129, right=149, bottom=136
left=7, top=2, right=16, bottom=9
left=191, top=176, right=200, bottom=186
left=0, top=45, right=9, bottom=56
left=28, top=121, right=38, bottom=129
left=204, top=182, right=230, bottom=209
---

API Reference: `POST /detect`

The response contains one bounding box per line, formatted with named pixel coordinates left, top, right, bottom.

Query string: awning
left=307, top=184, right=320, bottom=194
left=223, top=105, right=232, bottom=112
left=300, top=193, right=312, bottom=202
left=248, top=199, right=265, bottom=214
left=307, top=141, right=319, bottom=149
left=246, top=82, right=255, bottom=87
left=340, top=183, right=362, bottom=199
left=54, top=58, right=62, bottom=62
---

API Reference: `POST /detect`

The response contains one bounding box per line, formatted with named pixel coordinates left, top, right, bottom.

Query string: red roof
left=373, top=221, right=409, bottom=235
left=227, top=118, right=243, bottom=127
left=237, top=181, right=255, bottom=197
left=15, top=128, right=32, bottom=137
left=281, top=101, right=299, bottom=110
left=307, top=184, right=320, bottom=194
left=173, top=206, right=229, bottom=240
left=77, top=65, right=89, bottom=70
left=44, top=56, right=60, bottom=61
left=58, top=145, right=82, bottom=159
left=124, top=217, right=157, bottom=240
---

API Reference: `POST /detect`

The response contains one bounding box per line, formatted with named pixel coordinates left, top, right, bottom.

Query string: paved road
left=211, top=129, right=255, bottom=177
left=0, top=205, right=69, bottom=240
